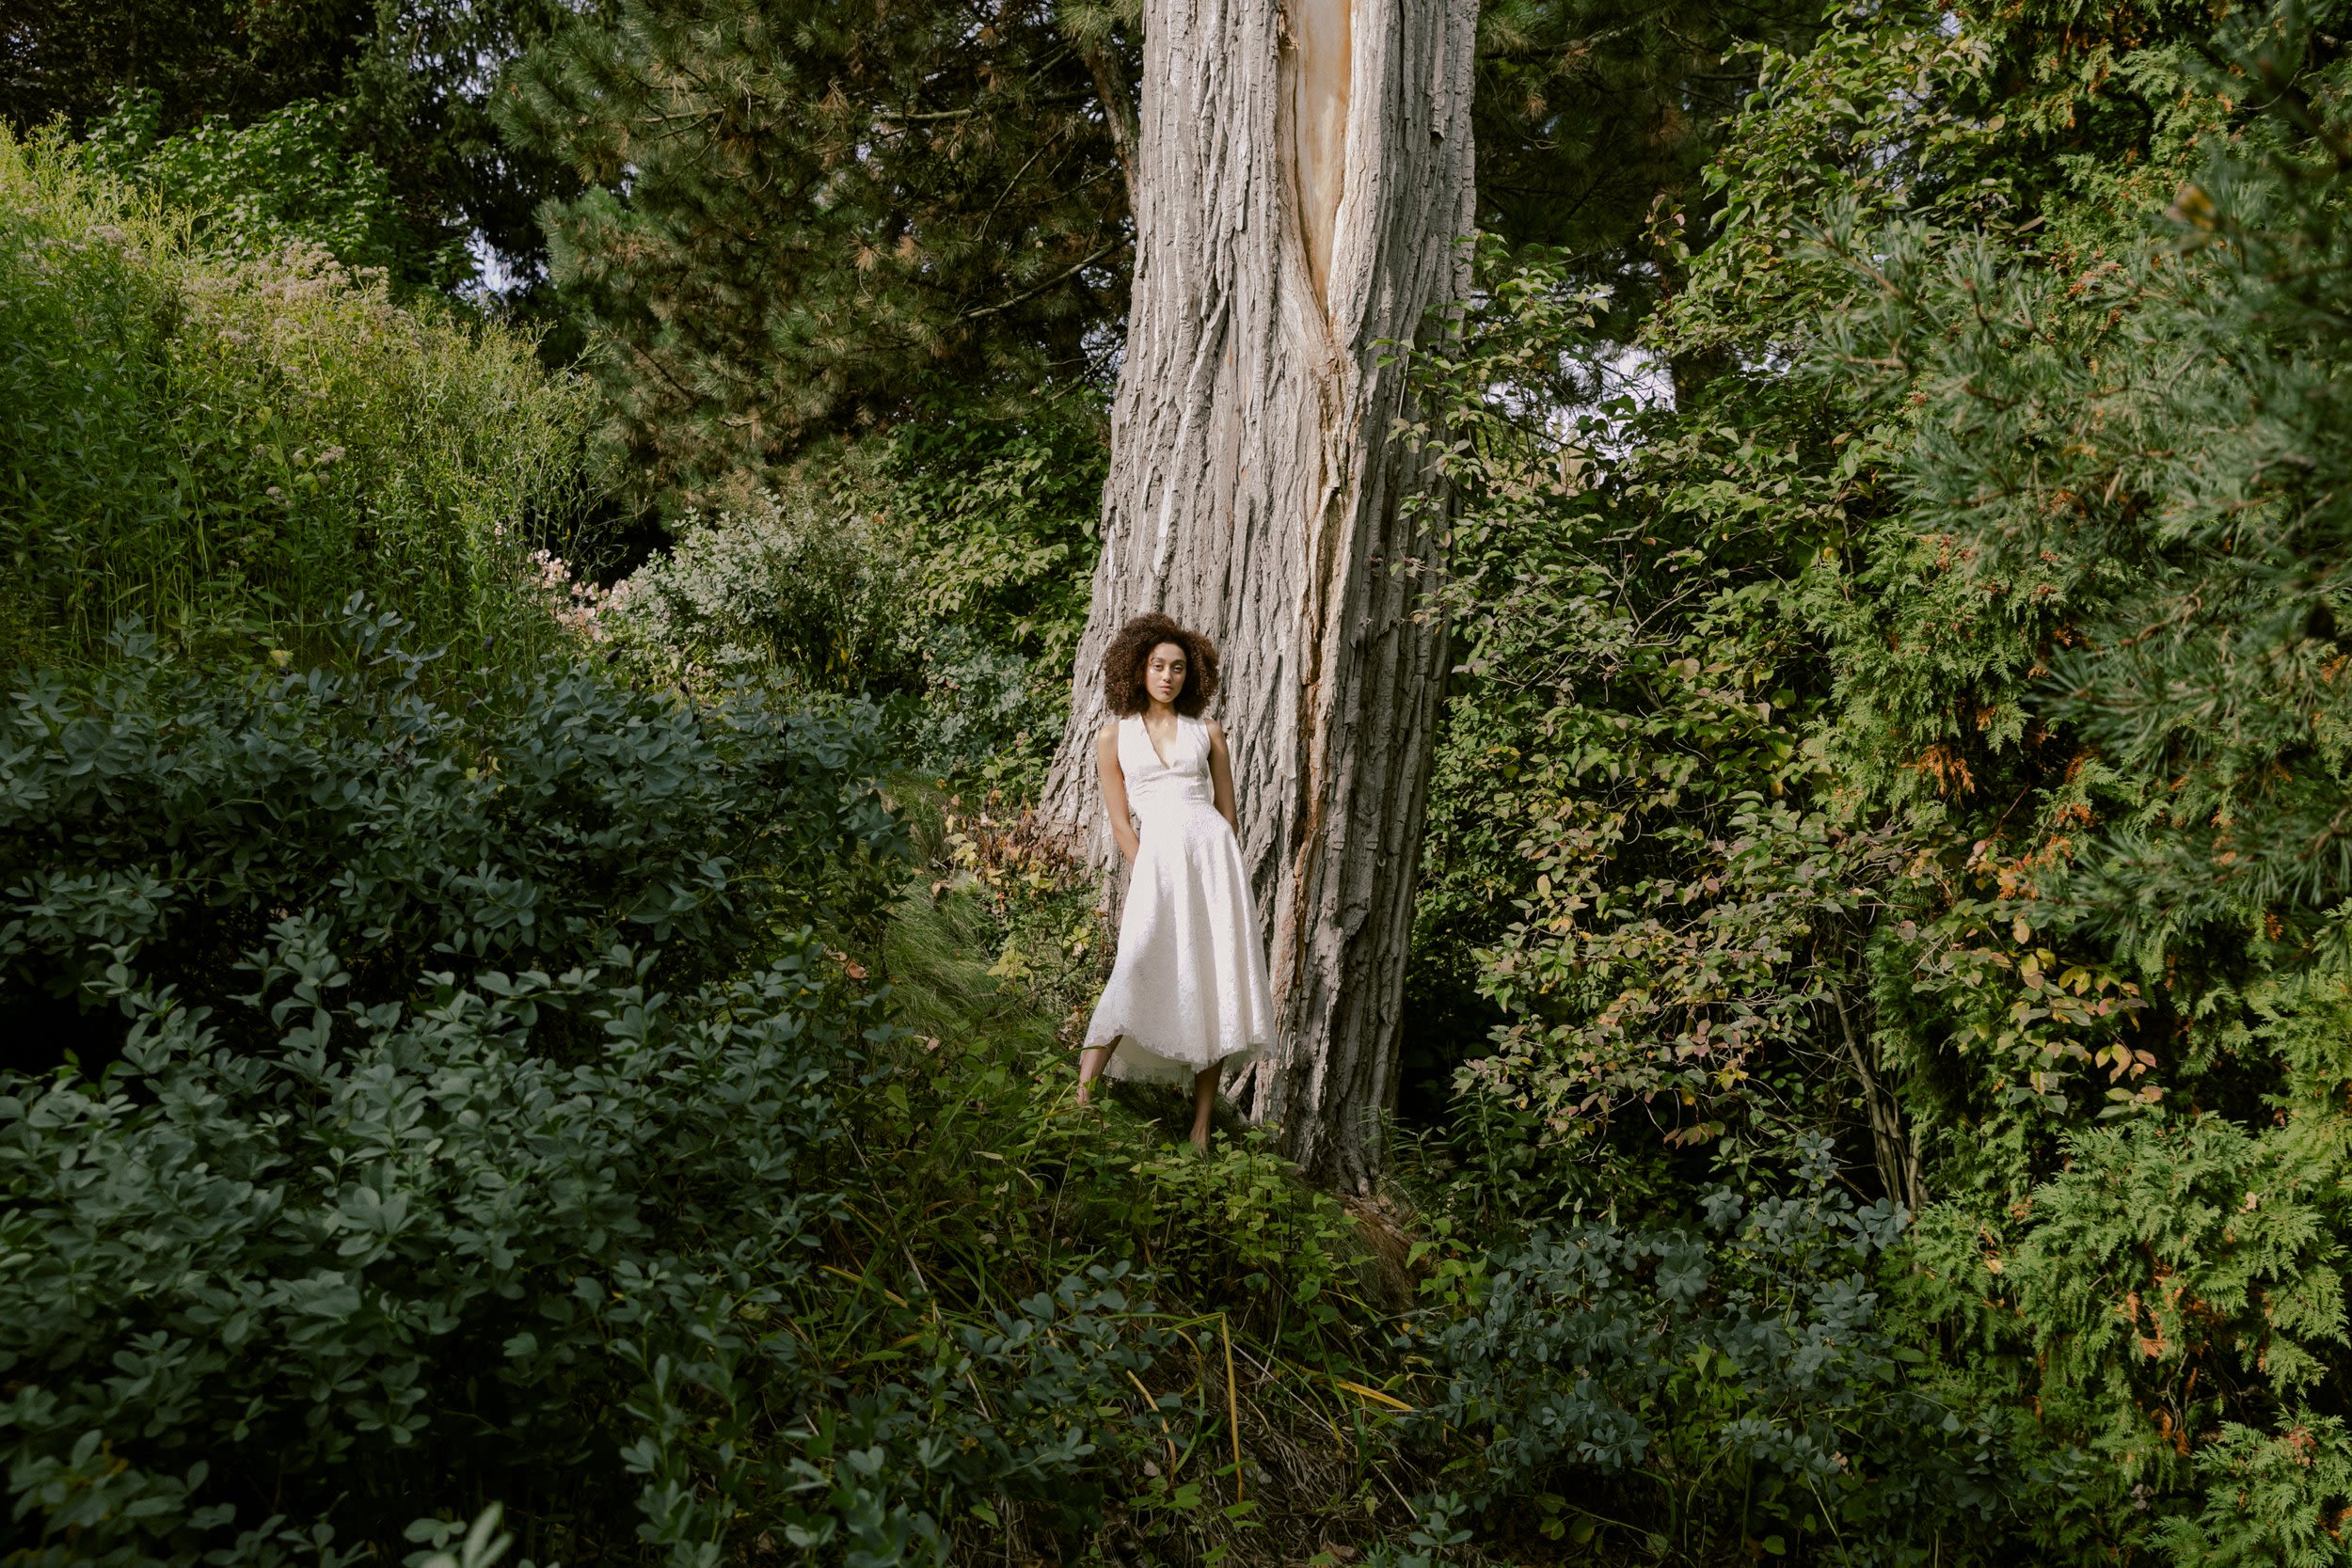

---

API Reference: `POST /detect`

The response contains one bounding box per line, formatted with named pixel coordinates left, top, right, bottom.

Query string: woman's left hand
left=1205, top=720, right=1239, bottom=832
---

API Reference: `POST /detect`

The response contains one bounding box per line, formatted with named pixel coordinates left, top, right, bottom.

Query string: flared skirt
left=1081, top=807, right=1277, bottom=1086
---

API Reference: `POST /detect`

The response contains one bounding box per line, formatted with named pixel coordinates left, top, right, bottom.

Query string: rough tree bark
left=1043, top=0, right=1477, bottom=1191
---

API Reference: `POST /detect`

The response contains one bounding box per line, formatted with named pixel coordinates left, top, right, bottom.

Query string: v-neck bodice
left=1119, top=713, right=1216, bottom=826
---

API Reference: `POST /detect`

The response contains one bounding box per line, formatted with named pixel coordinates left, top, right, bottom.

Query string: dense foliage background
left=17, top=0, right=2352, bottom=1562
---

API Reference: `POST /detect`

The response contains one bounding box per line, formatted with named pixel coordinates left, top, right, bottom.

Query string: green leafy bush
left=1422, top=1138, right=2009, bottom=1561
left=1820, top=13, right=2352, bottom=958
left=1890, top=958, right=2352, bottom=1560
left=1, top=922, right=1172, bottom=1566
left=3, top=934, right=864, bottom=1565
left=86, top=91, right=460, bottom=288
left=875, top=391, right=1104, bottom=789
left=0, top=125, right=599, bottom=671
left=873, top=391, right=1104, bottom=685
left=0, top=620, right=1180, bottom=1567
left=0, top=608, right=904, bottom=1065
left=1398, top=237, right=1915, bottom=1220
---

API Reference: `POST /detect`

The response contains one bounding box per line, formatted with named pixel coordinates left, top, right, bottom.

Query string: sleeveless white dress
left=1083, top=714, right=1278, bottom=1085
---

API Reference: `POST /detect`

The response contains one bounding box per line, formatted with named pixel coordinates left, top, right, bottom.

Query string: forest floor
left=868, top=785, right=1491, bottom=1567
left=865, top=787, right=1708, bottom=1567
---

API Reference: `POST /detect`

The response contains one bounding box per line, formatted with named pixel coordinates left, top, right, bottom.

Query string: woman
left=1074, top=613, right=1278, bottom=1149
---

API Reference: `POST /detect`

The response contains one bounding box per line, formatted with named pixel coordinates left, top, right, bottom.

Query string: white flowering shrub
left=596, top=391, right=1105, bottom=787
left=602, top=488, right=915, bottom=690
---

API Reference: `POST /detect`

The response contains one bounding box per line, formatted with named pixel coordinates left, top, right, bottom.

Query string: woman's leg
left=1075, top=1043, right=1113, bottom=1107
left=1189, top=1066, right=1217, bottom=1150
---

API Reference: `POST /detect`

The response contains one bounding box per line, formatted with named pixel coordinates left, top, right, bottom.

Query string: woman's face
left=1143, top=641, right=1188, bottom=708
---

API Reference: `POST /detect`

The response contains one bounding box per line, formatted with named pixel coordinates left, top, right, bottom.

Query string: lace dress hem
left=1082, top=1027, right=1264, bottom=1087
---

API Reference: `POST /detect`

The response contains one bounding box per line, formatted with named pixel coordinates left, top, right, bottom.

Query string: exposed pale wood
left=1288, top=0, right=1351, bottom=306
left=1044, top=0, right=1477, bottom=1190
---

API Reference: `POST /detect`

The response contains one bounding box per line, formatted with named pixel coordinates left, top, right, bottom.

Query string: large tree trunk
left=1043, top=0, right=1477, bottom=1191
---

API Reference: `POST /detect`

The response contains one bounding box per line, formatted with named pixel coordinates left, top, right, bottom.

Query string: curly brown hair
left=1101, top=612, right=1220, bottom=717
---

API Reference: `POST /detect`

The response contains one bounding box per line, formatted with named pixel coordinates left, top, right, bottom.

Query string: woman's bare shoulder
left=1204, top=717, right=1229, bottom=743
left=1097, top=719, right=1122, bottom=742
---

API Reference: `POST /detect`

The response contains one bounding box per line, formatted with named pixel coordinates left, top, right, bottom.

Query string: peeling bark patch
left=1283, top=0, right=1351, bottom=313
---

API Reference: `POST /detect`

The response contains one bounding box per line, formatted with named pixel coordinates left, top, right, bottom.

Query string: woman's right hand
left=1097, top=724, right=1142, bottom=863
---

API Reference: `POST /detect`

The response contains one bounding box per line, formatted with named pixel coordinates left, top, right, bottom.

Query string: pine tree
left=1470, top=0, right=1821, bottom=326
left=500, top=0, right=1133, bottom=502
left=342, top=0, right=584, bottom=294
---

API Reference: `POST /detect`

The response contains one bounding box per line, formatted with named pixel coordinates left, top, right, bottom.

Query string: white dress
left=1083, top=714, right=1278, bottom=1085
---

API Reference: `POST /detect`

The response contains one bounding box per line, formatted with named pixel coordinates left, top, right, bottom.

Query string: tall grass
left=0, top=124, right=602, bottom=669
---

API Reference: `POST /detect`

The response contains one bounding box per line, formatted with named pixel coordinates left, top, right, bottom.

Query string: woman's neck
left=1145, top=700, right=1178, bottom=721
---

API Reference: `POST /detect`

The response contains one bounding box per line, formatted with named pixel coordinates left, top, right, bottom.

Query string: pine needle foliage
left=499, top=0, right=1132, bottom=502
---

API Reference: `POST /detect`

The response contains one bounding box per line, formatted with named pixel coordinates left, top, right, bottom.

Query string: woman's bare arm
left=1097, top=724, right=1141, bottom=862
left=1206, top=721, right=1239, bottom=832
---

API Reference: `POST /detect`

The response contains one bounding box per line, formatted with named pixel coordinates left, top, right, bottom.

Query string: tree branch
left=960, top=241, right=1120, bottom=320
